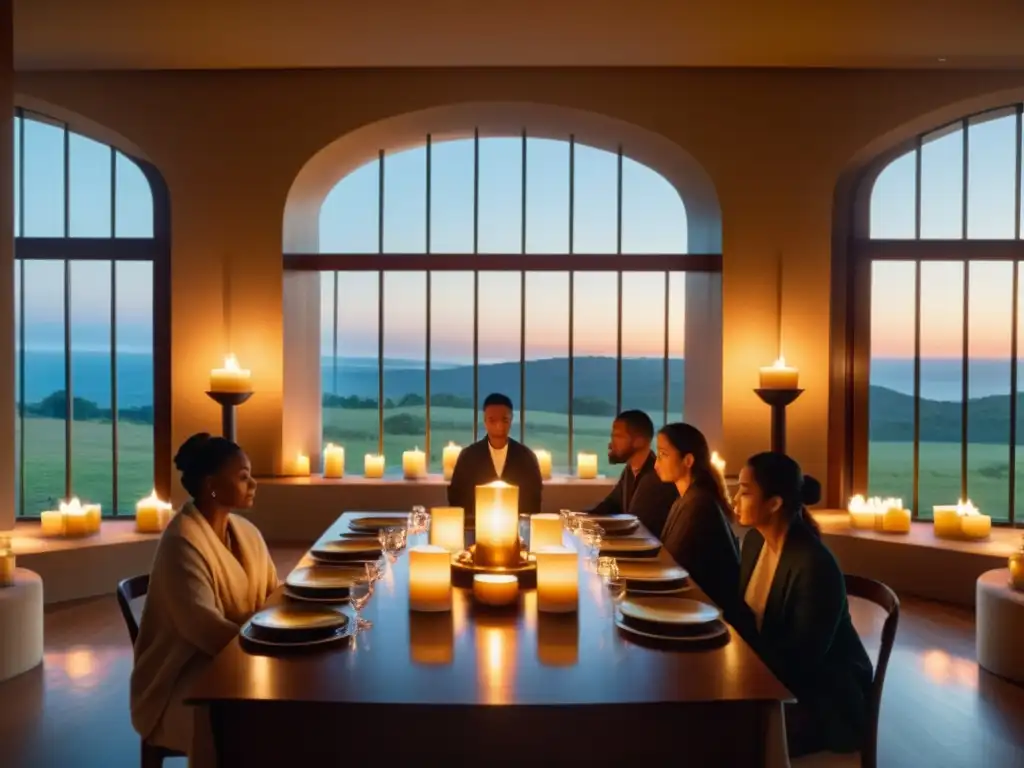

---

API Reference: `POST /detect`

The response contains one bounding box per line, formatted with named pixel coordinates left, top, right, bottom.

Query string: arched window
left=14, top=108, right=171, bottom=518
left=285, top=131, right=720, bottom=476
left=855, top=105, right=1024, bottom=525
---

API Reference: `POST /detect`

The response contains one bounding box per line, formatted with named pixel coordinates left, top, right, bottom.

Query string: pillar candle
left=63, top=511, right=91, bottom=537
left=959, top=501, right=991, bottom=540
left=933, top=505, right=961, bottom=538
left=529, top=513, right=562, bottom=551
left=403, top=447, right=427, bottom=480
left=577, top=453, right=598, bottom=480
left=83, top=503, right=102, bottom=534
left=535, top=546, right=578, bottom=613
left=209, top=354, right=251, bottom=393
left=429, top=506, right=465, bottom=552
left=475, top=482, right=521, bottom=568
left=473, top=574, right=519, bottom=607
left=293, top=453, right=310, bottom=477
left=136, top=490, right=173, bottom=533
left=40, top=510, right=64, bottom=536
left=759, top=357, right=799, bottom=389
left=442, top=442, right=462, bottom=481
left=364, top=454, right=385, bottom=478
left=534, top=449, right=552, bottom=480
left=60, top=498, right=97, bottom=537
left=408, top=545, right=452, bottom=612
left=881, top=507, right=911, bottom=534
left=323, top=443, right=345, bottom=479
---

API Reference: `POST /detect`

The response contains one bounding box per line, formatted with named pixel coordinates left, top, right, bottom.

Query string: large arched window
left=285, top=131, right=720, bottom=476
left=854, top=104, right=1024, bottom=525
left=14, top=108, right=170, bottom=518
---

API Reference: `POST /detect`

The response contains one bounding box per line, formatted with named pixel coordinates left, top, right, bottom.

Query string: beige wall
left=13, top=68, right=1024, bottom=506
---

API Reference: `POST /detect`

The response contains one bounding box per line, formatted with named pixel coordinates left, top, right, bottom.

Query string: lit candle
left=577, top=452, right=598, bottom=480
left=848, top=495, right=881, bottom=531
left=534, top=449, right=552, bottom=480
left=881, top=503, right=911, bottom=534
left=933, top=504, right=962, bottom=538
left=403, top=447, right=427, bottom=480
left=83, top=502, right=102, bottom=534
left=408, top=545, right=452, bottom=612
left=61, top=498, right=93, bottom=537
left=294, top=453, right=310, bottom=477
left=710, top=451, right=726, bottom=479
left=323, top=443, right=345, bottom=479
left=958, top=500, right=991, bottom=540
left=364, top=454, right=385, bottom=478
left=429, top=506, right=465, bottom=552
left=475, top=481, right=521, bottom=568
left=473, top=574, right=519, bottom=607
left=40, top=510, right=64, bottom=536
left=759, top=356, right=799, bottom=389
left=442, top=442, right=462, bottom=481
left=0, top=534, right=14, bottom=588
left=535, top=546, right=578, bottom=613
left=135, top=489, right=173, bottom=533
left=209, top=354, right=252, bottom=393
left=529, top=513, right=562, bottom=551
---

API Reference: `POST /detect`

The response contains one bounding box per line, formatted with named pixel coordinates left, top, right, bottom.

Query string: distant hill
left=870, top=385, right=1019, bottom=444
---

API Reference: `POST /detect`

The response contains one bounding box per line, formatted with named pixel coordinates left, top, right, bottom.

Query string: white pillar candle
left=576, top=452, right=598, bottom=480
left=758, top=356, right=799, bottom=389
left=408, top=545, right=452, bottom=612
left=529, top=513, right=562, bottom=552
left=323, top=443, right=345, bottom=479
left=442, top=442, right=462, bottom=481
left=535, top=546, right=578, bottom=613
left=135, top=489, right=173, bottom=533
left=958, top=500, right=991, bottom=540
left=475, top=481, right=521, bottom=568
left=429, top=506, right=465, bottom=552
left=364, top=454, right=385, bottom=478
left=40, top=510, right=64, bottom=536
left=534, top=449, right=552, bottom=480
left=403, top=447, right=427, bottom=480
left=473, top=574, right=519, bottom=607
left=209, top=354, right=252, bottom=393
left=848, top=495, right=879, bottom=531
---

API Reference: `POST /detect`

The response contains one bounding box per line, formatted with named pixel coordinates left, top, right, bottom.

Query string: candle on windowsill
left=758, top=357, right=799, bottom=389
left=473, top=574, right=519, bottom=607
left=136, top=489, right=173, bottom=533
left=61, top=498, right=99, bottom=537
left=442, top=442, right=462, bottom=481
left=364, top=454, right=385, bottom=479
left=323, top=443, right=345, bottom=479
left=429, top=506, right=465, bottom=552
left=933, top=500, right=991, bottom=540
left=403, top=447, right=427, bottom=480
left=534, top=449, right=552, bottom=480
left=577, top=452, right=598, bottom=480
left=209, top=354, right=252, bottom=393
left=475, top=481, right=520, bottom=568
left=529, top=513, right=562, bottom=551
left=294, top=453, right=311, bottom=477
left=40, top=509, right=64, bottom=537
left=535, top=546, right=578, bottom=613
left=408, top=545, right=452, bottom=612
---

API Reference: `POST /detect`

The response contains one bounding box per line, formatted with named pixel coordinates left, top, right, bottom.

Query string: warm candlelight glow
left=538, top=613, right=579, bottom=666
left=710, top=451, right=726, bottom=478
left=40, top=510, right=64, bottom=536
left=577, top=452, right=598, bottom=480
left=294, top=453, right=310, bottom=477
left=364, top=453, right=385, bottom=479
left=535, top=546, right=578, bottom=613
left=409, top=612, right=454, bottom=665
left=408, top=545, right=452, bottom=612
left=534, top=449, right=552, bottom=480
left=476, top=623, right=514, bottom=704
left=0, top=534, right=14, bottom=587
left=54, top=498, right=101, bottom=537
left=135, top=489, right=173, bottom=533
left=209, top=354, right=252, bottom=393
left=847, top=495, right=909, bottom=533
left=429, top=507, right=465, bottom=552
left=934, top=499, right=991, bottom=540
left=403, top=447, right=427, bottom=480
left=323, top=443, right=345, bottom=479
left=529, top=513, right=562, bottom=551
left=475, top=482, right=521, bottom=568
left=442, top=442, right=462, bottom=481
left=473, top=574, right=519, bottom=607
left=759, top=356, right=799, bottom=389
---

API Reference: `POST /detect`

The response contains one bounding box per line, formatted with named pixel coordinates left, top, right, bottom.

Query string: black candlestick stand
left=754, top=388, right=803, bottom=454
left=205, top=391, right=254, bottom=444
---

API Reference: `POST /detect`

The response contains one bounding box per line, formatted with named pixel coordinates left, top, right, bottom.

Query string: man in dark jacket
left=587, top=410, right=678, bottom=538
left=447, top=393, right=543, bottom=518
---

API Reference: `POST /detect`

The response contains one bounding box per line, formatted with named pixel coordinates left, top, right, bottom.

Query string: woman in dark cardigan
left=734, top=452, right=873, bottom=758
left=654, top=423, right=743, bottom=624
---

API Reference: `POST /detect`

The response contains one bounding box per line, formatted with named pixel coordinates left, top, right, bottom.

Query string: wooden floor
left=1, top=547, right=1022, bottom=767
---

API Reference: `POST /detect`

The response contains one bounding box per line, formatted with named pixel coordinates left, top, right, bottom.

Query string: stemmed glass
left=576, top=520, right=605, bottom=564
left=409, top=505, right=429, bottom=533
left=379, top=526, right=408, bottom=563
left=348, top=560, right=380, bottom=631
left=560, top=509, right=582, bottom=534
left=601, top=558, right=627, bottom=606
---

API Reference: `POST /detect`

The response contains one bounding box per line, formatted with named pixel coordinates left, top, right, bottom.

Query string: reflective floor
left=1, top=548, right=1022, bottom=767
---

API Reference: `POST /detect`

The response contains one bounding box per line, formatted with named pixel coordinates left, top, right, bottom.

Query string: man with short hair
left=587, top=409, right=678, bottom=538
left=447, top=393, right=543, bottom=517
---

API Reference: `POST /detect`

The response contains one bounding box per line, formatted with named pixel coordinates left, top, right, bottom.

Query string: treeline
left=323, top=392, right=617, bottom=416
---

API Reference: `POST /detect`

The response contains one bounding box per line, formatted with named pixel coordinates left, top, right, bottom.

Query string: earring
left=211, top=491, right=217, bottom=499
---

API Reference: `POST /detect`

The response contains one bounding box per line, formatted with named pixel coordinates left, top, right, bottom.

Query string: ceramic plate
left=249, top=604, right=349, bottom=633
left=599, top=537, right=661, bottom=557
left=629, top=584, right=692, bottom=595
left=282, top=587, right=349, bottom=604
left=240, top=622, right=353, bottom=648
left=615, top=615, right=728, bottom=644
left=348, top=516, right=408, bottom=532
left=588, top=514, right=640, bottom=531
left=615, top=561, right=689, bottom=582
left=311, top=539, right=382, bottom=559
left=619, top=596, right=721, bottom=626
left=286, top=565, right=362, bottom=591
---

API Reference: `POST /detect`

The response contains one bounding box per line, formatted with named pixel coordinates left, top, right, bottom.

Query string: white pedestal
left=0, top=568, right=44, bottom=682
left=977, top=568, right=1024, bottom=684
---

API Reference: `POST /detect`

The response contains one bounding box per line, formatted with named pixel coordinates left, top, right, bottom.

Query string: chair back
left=844, top=574, right=900, bottom=768
left=116, top=574, right=150, bottom=645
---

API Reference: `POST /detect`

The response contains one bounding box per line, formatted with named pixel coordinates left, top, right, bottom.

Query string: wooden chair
left=791, top=574, right=900, bottom=768
left=116, top=575, right=187, bottom=768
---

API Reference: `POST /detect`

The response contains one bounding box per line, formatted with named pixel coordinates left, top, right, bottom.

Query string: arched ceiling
left=14, top=0, right=1024, bottom=70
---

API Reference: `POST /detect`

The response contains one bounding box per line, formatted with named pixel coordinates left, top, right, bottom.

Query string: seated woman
left=130, top=433, right=278, bottom=756
left=734, top=452, right=873, bottom=758
left=654, top=422, right=742, bottom=622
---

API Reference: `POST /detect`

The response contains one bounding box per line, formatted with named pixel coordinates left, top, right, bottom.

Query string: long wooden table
left=188, top=512, right=792, bottom=765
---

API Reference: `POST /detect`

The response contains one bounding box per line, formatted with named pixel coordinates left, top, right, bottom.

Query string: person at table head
left=586, top=409, right=679, bottom=538
left=130, top=433, right=278, bottom=756
left=654, top=422, right=742, bottom=622
left=735, top=452, right=872, bottom=758
left=447, top=392, right=543, bottom=517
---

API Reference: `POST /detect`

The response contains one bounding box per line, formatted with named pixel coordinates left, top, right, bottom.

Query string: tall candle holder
left=754, top=388, right=803, bottom=454
left=205, top=391, right=254, bottom=444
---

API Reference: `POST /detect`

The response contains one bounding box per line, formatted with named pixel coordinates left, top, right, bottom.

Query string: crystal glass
left=576, top=519, right=604, bottom=563
left=602, top=558, right=627, bottom=605
left=379, top=526, right=408, bottom=562
left=410, top=505, right=429, bottom=533
left=348, top=562, right=376, bottom=630
left=560, top=509, right=582, bottom=533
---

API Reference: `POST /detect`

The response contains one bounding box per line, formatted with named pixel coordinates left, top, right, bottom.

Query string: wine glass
left=577, top=520, right=604, bottom=563
left=348, top=562, right=377, bottom=630
left=379, top=526, right=407, bottom=562
left=602, top=558, right=627, bottom=606
left=410, top=505, right=429, bottom=533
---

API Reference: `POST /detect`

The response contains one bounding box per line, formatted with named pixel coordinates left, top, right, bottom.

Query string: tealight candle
left=364, top=454, right=385, bottom=479
left=577, top=452, right=598, bottom=480
left=408, top=545, right=452, bottom=612
left=475, top=482, right=521, bottom=568
left=294, top=453, right=310, bottom=477
left=323, top=443, right=345, bottom=479
left=40, top=510, right=64, bottom=536
left=535, top=546, right=578, bottom=613
left=403, top=447, right=427, bottom=480
left=442, top=442, right=462, bottom=481
left=759, top=357, right=799, bottom=389
left=534, top=449, right=552, bottom=480
left=473, top=574, right=519, bottom=607
left=209, top=354, right=252, bottom=393
left=529, top=513, right=563, bottom=551
left=429, top=506, right=465, bottom=552
left=135, top=489, right=173, bottom=533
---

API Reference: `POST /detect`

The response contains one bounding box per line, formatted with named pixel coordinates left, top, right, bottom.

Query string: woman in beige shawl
left=130, top=432, right=278, bottom=756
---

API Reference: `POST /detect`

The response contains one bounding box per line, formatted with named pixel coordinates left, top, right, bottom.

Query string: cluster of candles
left=846, top=495, right=992, bottom=540
left=407, top=481, right=578, bottom=614
left=37, top=491, right=175, bottom=538
left=0, top=533, right=14, bottom=587
left=932, top=500, right=991, bottom=540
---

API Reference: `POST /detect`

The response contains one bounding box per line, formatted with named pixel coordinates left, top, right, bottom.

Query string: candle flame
left=59, top=497, right=85, bottom=516
left=447, top=441, right=460, bottom=448
left=136, top=489, right=172, bottom=510
left=773, top=356, right=788, bottom=369
left=223, top=354, right=242, bottom=371
left=956, top=499, right=981, bottom=517
left=848, top=495, right=903, bottom=513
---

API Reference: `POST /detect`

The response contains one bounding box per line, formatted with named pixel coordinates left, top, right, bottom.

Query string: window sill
left=255, top=474, right=617, bottom=486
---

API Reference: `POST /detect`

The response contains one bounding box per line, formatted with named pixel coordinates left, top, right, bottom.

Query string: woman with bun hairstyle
left=654, top=422, right=743, bottom=623
left=734, top=452, right=873, bottom=757
left=131, top=433, right=277, bottom=756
